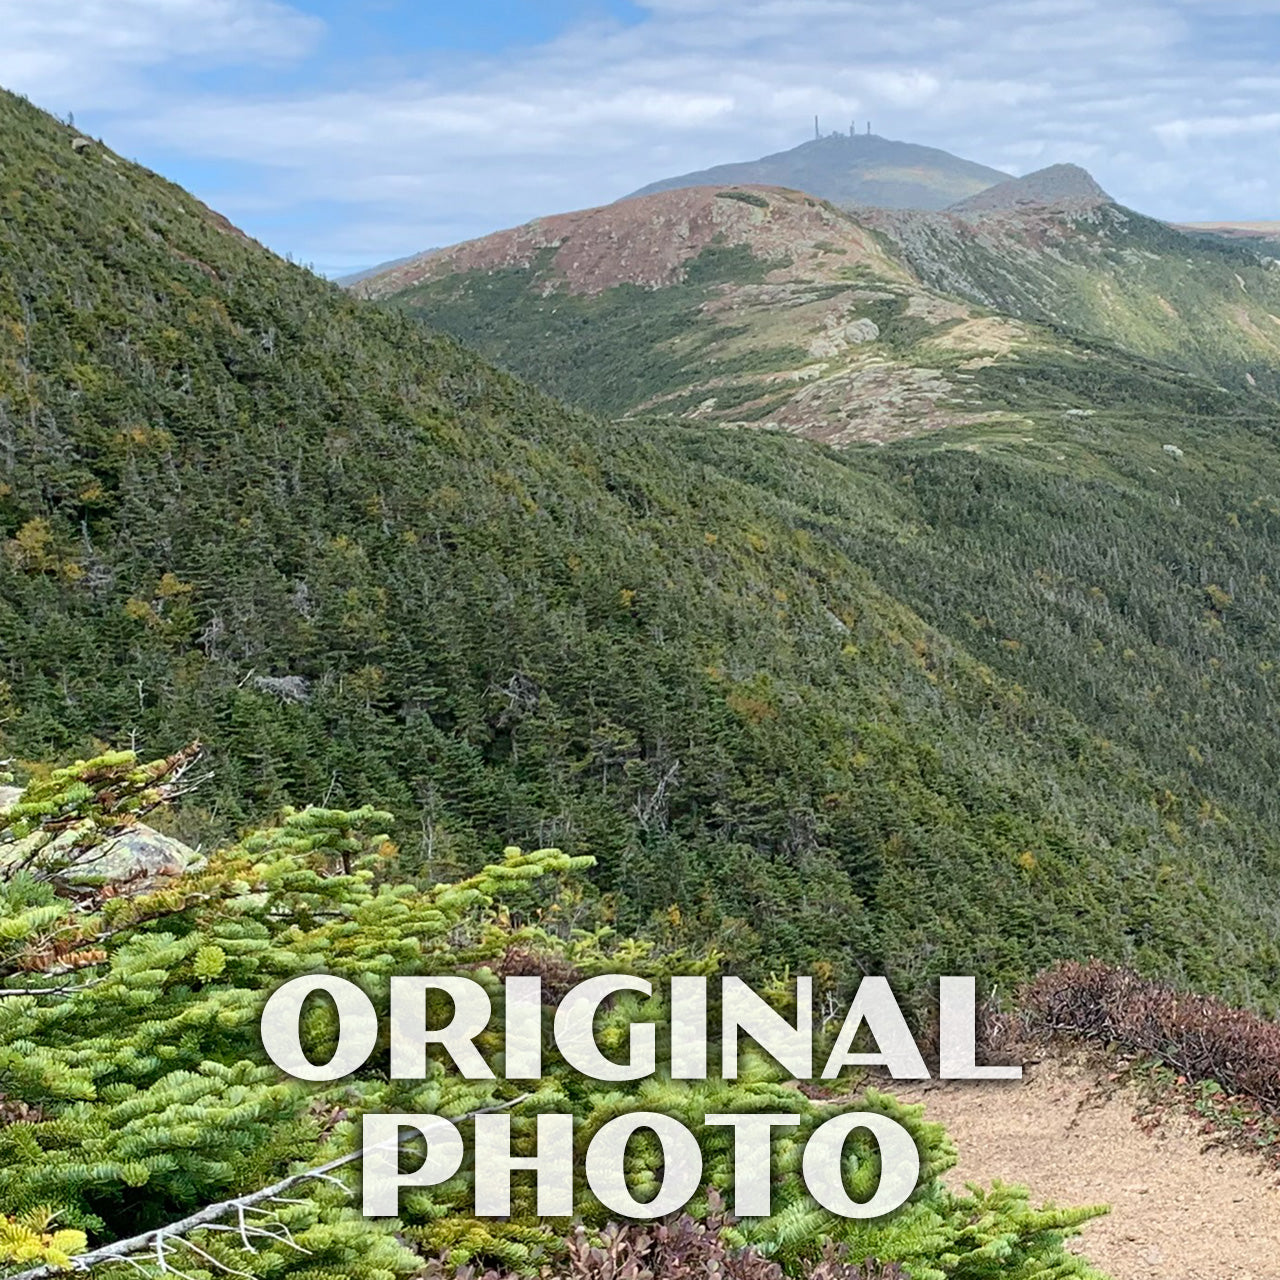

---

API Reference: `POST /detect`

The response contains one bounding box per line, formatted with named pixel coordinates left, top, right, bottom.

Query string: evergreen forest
left=0, top=84, right=1277, bottom=1278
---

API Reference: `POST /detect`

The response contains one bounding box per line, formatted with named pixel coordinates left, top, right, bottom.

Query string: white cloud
left=5, top=0, right=1280, bottom=262
left=0, top=0, right=321, bottom=108
left=1156, top=112, right=1280, bottom=144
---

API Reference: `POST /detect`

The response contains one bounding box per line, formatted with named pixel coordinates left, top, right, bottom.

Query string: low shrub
left=428, top=1192, right=904, bottom=1279
left=1021, top=960, right=1280, bottom=1109
left=715, top=189, right=771, bottom=208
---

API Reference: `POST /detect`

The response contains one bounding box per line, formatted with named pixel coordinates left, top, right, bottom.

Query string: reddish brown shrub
left=488, top=945, right=584, bottom=1003
left=427, top=1190, right=904, bottom=1279
left=1021, top=960, right=1280, bottom=1110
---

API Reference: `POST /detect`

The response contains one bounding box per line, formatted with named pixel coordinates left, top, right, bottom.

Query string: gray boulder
left=71, top=826, right=196, bottom=886
left=0, top=787, right=196, bottom=889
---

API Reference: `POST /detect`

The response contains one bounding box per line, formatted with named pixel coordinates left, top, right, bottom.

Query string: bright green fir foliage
left=0, top=751, right=1106, bottom=1279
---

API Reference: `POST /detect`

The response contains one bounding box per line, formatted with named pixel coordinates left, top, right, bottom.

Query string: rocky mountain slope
left=356, top=184, right=1098, bottom=445
left=362, top=176, right=1280, bottom=442
left=625, top=131, right=1010, bottom=210
left=947, top=163, right=1111, bottom=213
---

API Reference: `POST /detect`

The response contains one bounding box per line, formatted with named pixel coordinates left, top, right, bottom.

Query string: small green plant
left=715, top=190, right=771, bottom=208
left=0, top=1208, right=86, bottom=1272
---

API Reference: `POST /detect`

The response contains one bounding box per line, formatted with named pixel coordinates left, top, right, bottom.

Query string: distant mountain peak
left=623, top=133, right=1010, bottom=211
left=947, top=163, right=1111, bottom=214
left=336, top=250, right=436, bottom=286
left=350, top=184, right=906, bottom=301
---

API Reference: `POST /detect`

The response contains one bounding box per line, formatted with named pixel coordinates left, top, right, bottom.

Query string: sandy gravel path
left=894, top=1055, right=1280, bottom=1279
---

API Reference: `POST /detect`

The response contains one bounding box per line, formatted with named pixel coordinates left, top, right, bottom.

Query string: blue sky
left=3, top=0, right=1280, bottom=276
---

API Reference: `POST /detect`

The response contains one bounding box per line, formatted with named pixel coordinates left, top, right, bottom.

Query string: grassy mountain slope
left=625, top=133, right=1009, bottom=210
left=868, top=202, right=1280, bottom=397
left=2, top=89, right=1279, bottom=1015
left=361, top=185, right=1103, bottom=444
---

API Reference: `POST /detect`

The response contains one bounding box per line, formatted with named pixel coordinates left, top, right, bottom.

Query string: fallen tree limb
left=3, top=1093, right=530, bottom=1280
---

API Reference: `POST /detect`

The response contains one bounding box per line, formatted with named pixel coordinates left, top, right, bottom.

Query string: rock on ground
left=0, top=786, right=197, bottom=889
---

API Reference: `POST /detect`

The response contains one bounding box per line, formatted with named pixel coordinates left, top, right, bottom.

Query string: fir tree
left=0, top=750, right=1106, bottom=1280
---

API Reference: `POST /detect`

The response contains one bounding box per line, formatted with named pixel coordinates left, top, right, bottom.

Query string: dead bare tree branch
left=2, top=1094, right=530, bottom=1280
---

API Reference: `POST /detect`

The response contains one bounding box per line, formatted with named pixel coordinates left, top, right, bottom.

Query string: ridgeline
left=0, top=88, right=1278, bottom=1018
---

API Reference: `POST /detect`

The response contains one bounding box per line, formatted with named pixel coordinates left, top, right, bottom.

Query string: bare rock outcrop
left=0, top=786, right=197, bottom=890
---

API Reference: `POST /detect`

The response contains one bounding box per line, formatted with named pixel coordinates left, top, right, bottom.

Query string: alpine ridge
left=624, top=131, right=1011, bottom=210
left=365, top=175, right=1280, bottom=436
left=355, top=182, right=1057, bottom=444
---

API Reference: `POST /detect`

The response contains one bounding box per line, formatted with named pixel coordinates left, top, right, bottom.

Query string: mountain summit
left=624, top=131, right=1009, bottom=210
left=947, top=163, right=1111, bottom=213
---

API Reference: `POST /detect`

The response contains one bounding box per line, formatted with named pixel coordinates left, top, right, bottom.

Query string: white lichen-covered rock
left=0, top=787, right=196, bottom=890
left=842, top=317, right=881, bottom=344
left=808, top=315, right=880, bottom=359
left=807, top=335, right=840, bottom=359
left=78, top=826, right=196, bottom=886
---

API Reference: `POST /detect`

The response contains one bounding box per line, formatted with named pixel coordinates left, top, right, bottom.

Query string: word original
left=260, top=973, right=1019, bottom=1219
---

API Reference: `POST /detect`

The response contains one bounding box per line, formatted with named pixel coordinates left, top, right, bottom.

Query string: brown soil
left=894, top=1056, right=1280, bottom=1279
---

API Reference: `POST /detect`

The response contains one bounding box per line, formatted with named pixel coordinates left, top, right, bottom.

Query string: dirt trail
left=894, top=1055, right=1280, bottom=1279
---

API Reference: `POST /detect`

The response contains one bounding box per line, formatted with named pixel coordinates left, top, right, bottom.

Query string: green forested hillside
left=1, top=87, right=1279, bottom=1020
left=871, top=202, right=1280, bottom=398
left=371, top=177, right=1280, bottom=851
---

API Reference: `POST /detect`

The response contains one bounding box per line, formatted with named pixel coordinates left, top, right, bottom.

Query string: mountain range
left=356, top=134, right=1280, bottom=414
left=626, top=130, right=1011, bottom=210
left=357, top=161, right=1280, bottom=440
left=354, top=182, right=1075, bottom=445
left=346, top=132, right=1018, bottom=284
left=4, top=82, right=1280, bottom=1013
left=6, top=76, right=1280, bottom=1280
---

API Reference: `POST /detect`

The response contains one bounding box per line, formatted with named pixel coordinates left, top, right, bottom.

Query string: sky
left=3, top=0, right=1280, bottom=276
